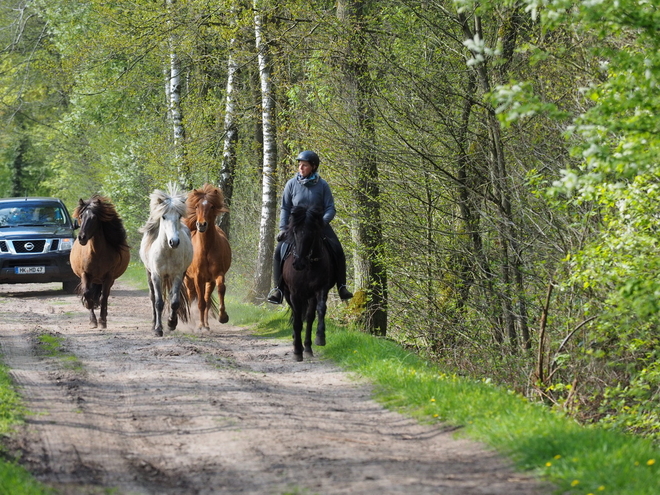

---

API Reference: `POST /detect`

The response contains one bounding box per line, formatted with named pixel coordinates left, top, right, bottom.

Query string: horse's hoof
left=219, top=314, right=229, bottom=324
left=154, top=329, right=163, bottom=337
left=293, top=353, right=304, bottom=362
left=304, top=350, right=314, bottom=359
left=100, top=322, right=107, bottom=330
left=315, top=335, right=326, bottom=346
left=167, top=321, right=177, bottom=331
left=89, top=322, right=98, bottom=329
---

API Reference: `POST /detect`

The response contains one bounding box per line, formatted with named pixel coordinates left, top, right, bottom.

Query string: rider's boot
left=338, top=284, right=353, bottom=301
left=268, top=243, right=284, bottom=304
left=267, top=287, right=283, bottom=304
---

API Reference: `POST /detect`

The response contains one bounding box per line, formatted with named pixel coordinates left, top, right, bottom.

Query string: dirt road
left=0, top=281, right=550, bottom=494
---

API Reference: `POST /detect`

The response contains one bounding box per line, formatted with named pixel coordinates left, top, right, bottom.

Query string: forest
left=2, top=0, right=660, bottom=442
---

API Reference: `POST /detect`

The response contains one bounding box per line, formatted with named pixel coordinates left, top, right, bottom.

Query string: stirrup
left=267, top=287, right=283, bottom=304
left=338, top=285, right=353, bottom=300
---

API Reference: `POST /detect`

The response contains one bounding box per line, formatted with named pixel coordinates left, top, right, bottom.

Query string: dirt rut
left=0, top=282, right=550, bottom=494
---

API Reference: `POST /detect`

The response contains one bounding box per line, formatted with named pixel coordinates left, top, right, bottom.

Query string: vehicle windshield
left=0, top=203, right=67, bottom=227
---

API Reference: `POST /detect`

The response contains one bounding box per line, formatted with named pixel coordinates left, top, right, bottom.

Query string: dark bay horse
left=184, top=184, right=232, bottom=330
left=70, top=196, right=130, bottom=329
left=139, top=184, right=193, bottom=336
left=281, top=206, right=336, bottom=361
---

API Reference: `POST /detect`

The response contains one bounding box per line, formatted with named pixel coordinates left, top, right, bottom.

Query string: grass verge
left=0, top=360, right=54, bottom=495
left=244, top=304, right=660, bottom=495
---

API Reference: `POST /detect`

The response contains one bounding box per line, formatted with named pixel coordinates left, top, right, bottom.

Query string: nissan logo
left=24, top=242, right=35, bottom=251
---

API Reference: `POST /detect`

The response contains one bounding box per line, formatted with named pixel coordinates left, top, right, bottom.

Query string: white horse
left=139, top=184, right=193, bottom=336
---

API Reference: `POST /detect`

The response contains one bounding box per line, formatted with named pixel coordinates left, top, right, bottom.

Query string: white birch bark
left=218, top=5, right=239, bottom=236
left=166, top=0, right=188, bottom=187
left=251, top=1, right=278, bottom=301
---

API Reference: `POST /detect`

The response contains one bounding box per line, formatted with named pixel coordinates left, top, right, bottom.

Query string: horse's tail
left=207, top=293, right=219, bottom=319
left=163, top=277, right=191, bottom=323
left=176, top=281, right=191, bottom=323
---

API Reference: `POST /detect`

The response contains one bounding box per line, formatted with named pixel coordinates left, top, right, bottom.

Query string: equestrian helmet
left=295, top=150, right=320, bottom=168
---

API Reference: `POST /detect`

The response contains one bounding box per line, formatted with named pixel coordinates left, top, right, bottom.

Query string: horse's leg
left=151, top=273, right=165, bottom=336
left=202, top=281, right=215, bottom=330
left=146, top=270, right=157, bottom=326
left=314, top=291, right=328, bottom=346
left=80, top=274, right=98, bottom=328
left=216, top=274, right=228, bottom=324
left=303, top=296, right=316, bottom=359
left=98, top=278, right=114, bottom=330
left=291, top=299, right=304, bottom=362
left=168, top=275, right=183, bottom=331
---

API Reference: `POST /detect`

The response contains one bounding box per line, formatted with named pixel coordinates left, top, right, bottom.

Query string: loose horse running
left=139, top=184, right=193, bottom=336
left=185, top=183, right=232, bottom=330
left=70, top=196, right=130, bottom=329
left=281, top=206, right=335, bottom=361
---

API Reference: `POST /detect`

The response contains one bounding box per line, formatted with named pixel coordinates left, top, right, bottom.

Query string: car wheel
left=63, top=280, right=78, bottom=294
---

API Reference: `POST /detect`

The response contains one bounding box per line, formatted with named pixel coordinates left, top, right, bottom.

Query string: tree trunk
left=250, top=1, right=278, bottom=303
left=338, top=0, right=387, bottom=336
left=459, top=11, right=527, bottom=350
left=166, top=0, right=189, bottom=188
left=218, top=4, right=239, bottom=238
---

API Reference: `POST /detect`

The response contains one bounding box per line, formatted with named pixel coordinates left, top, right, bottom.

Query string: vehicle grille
left=0, top=241, right=6, bottom=252
left=13, top=240, right=47, bottom=253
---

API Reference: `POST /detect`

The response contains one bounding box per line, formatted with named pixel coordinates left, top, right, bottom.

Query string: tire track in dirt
left=0, top=282, right=551, bottom=494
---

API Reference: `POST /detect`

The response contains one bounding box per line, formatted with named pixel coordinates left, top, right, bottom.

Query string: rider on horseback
left=267, top=150, right=354, bottom=304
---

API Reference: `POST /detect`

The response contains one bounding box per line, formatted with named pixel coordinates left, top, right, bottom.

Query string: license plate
left=16, top=266, right=45, bottom=274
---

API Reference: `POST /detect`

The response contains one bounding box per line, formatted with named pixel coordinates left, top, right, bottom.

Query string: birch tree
left=218, top=3, right=240, bottom=237
left=250, top=0, right=278, bottom=302
left=166, top=0, right=189, bottom=188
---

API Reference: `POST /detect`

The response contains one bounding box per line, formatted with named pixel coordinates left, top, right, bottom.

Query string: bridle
left=291, top=229, right=324, bottom=264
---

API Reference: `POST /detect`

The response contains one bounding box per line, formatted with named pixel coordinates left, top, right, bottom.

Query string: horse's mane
left=283, top=206, right=323, bottom=242
left=185, top=183, right=228, bottom=231
left=75, top=195, right=129, bottom=250
left=140, top=183, right=189, bottom=243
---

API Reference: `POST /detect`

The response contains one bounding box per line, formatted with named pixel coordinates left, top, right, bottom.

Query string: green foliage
left=526, top=0, right=660, bottom=439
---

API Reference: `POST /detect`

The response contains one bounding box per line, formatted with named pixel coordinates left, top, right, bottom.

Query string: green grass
left=0, top=360, right=54, bottom=495
left=246, top=309, right=660, bottom=495
left=326, top=330, right=660, bottom=494
left=119, top=262, right=149, bottom=291
left=36, top=333, right=82, bottom=372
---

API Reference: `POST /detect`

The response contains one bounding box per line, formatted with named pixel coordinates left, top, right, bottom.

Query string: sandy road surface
left=0, top=281, right=551, bottom=494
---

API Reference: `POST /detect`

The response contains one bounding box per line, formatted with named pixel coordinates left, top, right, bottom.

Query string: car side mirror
left=73, top=219, right=79, bottom=230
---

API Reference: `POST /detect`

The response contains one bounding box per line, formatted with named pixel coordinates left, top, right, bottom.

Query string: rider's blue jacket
left=278, top=173, right=336, bottom=231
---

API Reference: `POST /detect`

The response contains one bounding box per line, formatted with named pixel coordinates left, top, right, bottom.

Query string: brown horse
left=70, top=196, right=130, bottom=329
left=184, top=184, right=232, bottom=330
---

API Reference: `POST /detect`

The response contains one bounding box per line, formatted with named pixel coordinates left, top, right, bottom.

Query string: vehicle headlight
left=59, top=238, right=74, bottom=251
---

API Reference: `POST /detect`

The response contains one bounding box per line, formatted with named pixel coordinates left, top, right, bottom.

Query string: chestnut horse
left=184, top=184, right=232, bottom=330
left=281, top=206, right=335, bottom=361
left=70, top=196, right=130, bottom=329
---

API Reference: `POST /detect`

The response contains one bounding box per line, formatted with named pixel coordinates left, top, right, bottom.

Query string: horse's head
left=74, top=196, right=127, bottom=249
left=74, top=197, right=103, bottom=246
left=287, top=206, right=324, bottom=271
left=187, top=184, right=228, bottom=233
left=146, top=185, right=188, bottom=249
